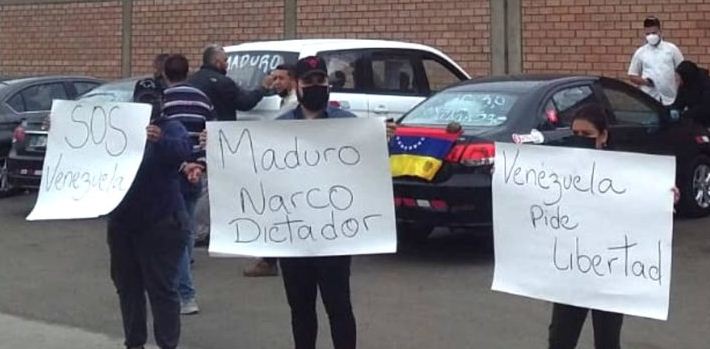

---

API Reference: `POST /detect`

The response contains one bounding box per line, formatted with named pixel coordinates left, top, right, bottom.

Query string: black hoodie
left=672, top=60, right=710, bottom=125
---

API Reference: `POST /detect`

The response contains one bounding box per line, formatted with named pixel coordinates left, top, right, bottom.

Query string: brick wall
left=131, top=0, right=284, bottom=76
left=297, top=0, right=491, bottom=77
left=521, top=0, right=710, bottom=80
left=0, top=1, right=123, bottom=79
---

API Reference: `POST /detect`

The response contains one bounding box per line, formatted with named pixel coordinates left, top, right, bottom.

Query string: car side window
left=20, top=83, right=68, bottom=112
left=603, top=87, right=660, bottom=126
left=73, top=81, right=100, bottom=96
left=319, top=50, right=366, bottom=92
left=370, top=52, right=417, bottom=95
left=422, top=57, right=461, bottom=93
left=6, top=93, right=25, bottom=112
left=550, top=85, right=595, bottom=125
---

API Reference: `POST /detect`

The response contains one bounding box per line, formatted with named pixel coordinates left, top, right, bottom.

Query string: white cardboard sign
left=491, top=142, right=675, bottom=320
left=206, top=118, right=397, bottom=257
left=27, top=100, right=150, bottom=220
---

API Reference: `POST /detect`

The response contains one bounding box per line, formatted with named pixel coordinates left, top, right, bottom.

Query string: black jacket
left=188, top=65, right=266, bottom=121
left=672, top=61, right=710, bottom=125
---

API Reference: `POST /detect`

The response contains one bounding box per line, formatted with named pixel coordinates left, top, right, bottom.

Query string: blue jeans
left=177, top=178, right=202, bottom=301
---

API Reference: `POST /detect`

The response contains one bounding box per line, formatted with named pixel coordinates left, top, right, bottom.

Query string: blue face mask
left=565, top=135, right=597, bottom=149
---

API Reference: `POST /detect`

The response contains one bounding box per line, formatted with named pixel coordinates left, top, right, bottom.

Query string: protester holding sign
left=107, top=88, right=193, bottom=349
left=547, top=104, right=679, bottom=349
left=546, top=105, right=624, bottom=349
left=199, top=55, right=396, bottom=349
left=273, top=56, right=359, bottom=349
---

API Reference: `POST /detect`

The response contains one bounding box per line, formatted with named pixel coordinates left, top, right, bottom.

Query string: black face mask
left=298, top=85, right=329, bottom=111
left=565, top=135, right=598, bottom=149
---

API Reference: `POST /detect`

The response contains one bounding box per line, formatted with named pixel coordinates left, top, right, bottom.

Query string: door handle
left=374, top=105, right=389, bottom=114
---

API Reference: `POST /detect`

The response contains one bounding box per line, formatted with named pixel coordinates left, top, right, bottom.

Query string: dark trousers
left=280, top=256, right=356, bottom=349
left=108, top=212, right=188, bottom=349
left=548, top=303, right=624, bottom=349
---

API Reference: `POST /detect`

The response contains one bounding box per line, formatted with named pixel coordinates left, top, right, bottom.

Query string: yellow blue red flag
left=389, top=127, right=461, bottom=181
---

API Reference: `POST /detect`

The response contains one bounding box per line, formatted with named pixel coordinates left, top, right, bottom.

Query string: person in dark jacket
left=133, top=53, right=170, bottom=104
left=108, top=88, right=193, bottom=349
left=188, top=44, right=272, bottom=121
left=672, top=60, right=710, bottom=126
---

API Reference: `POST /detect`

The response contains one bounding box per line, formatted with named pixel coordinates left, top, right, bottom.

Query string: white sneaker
left=180, top=298, right=200, bottom=315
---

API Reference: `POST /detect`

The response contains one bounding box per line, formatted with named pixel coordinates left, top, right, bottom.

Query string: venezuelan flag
left=389, top=127, right=461, bottom=181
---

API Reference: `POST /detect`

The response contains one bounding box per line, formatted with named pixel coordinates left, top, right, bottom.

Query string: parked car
left=224, top=39, right=470, bottom=119
left=1, top=76, right=103, bottom=196
left=5, top=77, right=123, bottom=192
left=392, top=75, right=710, bottom=241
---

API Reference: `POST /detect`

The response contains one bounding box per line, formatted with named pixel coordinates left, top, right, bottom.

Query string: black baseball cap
left=295, top=56, right=328, bottom=79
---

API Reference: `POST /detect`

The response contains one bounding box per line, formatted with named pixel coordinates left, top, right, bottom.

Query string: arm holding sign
left=150, top=121, right=192, bottom=168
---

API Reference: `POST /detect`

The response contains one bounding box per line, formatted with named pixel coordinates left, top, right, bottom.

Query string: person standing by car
left=161, top=54, right=215, bottom=315
left=671, top=60, right=710, bottom=126
left=108, top=78, right=192, bottom=349
left=628, top=16, right=684, bottom=106
left=548, top=104, right=679, bottom=349
left=242, top=63, right=298, bottom=278
left=188, top=44, right=273, bottom=121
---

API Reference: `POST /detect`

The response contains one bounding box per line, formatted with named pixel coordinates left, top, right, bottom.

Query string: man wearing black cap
left=198, top=56, right=395, bottom=349
left=277, top=56, right=357, bottom=349
left=628, top=16, right=684, bottom=106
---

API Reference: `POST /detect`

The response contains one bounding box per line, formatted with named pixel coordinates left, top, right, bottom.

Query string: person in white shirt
left=273, top=64, right=299, bottom=113
left=628, top=16, right=684, bottom=106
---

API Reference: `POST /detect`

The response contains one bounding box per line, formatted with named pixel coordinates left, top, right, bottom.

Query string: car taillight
left=446, top=142, right=495, bottom=167
left=12, top=125, right=26, bottom=144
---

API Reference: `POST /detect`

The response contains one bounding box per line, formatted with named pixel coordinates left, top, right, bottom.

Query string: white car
left=224, top=39, right=470, bottom=120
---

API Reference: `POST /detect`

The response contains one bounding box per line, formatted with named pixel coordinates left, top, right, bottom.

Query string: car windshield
left=401, top=91, right=519, bottom=127
left=78, top=79, right=136, bottom=103
left=226, top=51, right=299, bottom=89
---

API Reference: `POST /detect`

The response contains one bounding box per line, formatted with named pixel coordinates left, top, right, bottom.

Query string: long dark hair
left=571, top=104, right=609, bottom=133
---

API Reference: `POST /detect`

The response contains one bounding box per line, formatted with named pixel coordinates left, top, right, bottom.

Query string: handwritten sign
left=27, top=100, right=150, bottom=220
left=491, top=142, right=675, bottom=320
left=227, top=53, right=284, bottom=74
left=206, top=119, right=397, bottom=257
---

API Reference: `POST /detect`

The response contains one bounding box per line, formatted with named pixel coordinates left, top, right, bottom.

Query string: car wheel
left=397, top=223, right=434, bottom=244
left=0, top=157, right=18, bottom=198
left=679, top=155, right=710, bottom=218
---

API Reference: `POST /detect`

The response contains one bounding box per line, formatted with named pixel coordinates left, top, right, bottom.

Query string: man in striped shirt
left=161, top=54, right=215, bottom=316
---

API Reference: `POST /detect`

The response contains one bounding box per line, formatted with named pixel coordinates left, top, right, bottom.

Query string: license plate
left=29, top=135, right=47, bottom=148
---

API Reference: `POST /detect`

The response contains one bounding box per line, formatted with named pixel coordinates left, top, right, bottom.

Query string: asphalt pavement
left=0, top=192, right=708, bottom=348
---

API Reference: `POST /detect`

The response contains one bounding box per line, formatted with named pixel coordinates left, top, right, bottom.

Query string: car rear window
left=78, top=80, right=136, bottom=103
left=226, top=51, right=299, bottom=90
left=401, top=91, right=518, bottom=127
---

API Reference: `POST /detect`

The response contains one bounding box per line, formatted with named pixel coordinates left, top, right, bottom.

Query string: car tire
left=678, top=154, right=710, bottom=218
left=0, top=157, right=19, bottom=198
left=397, top=223, right=434, bottom=244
